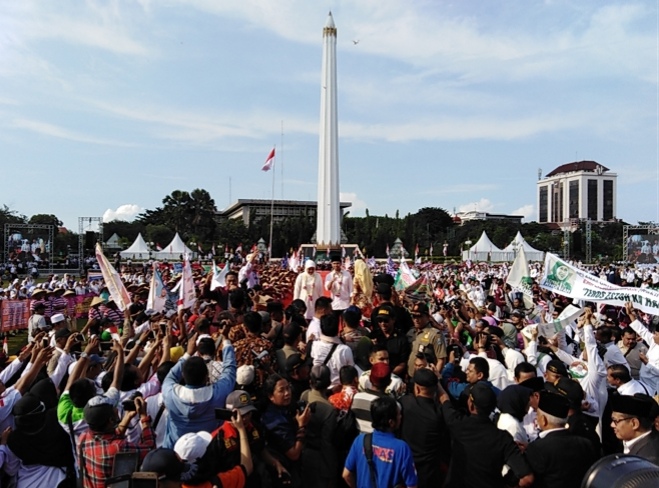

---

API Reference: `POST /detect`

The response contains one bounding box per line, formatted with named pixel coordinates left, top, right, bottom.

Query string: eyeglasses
left=611, top=417, right=635, bottom=425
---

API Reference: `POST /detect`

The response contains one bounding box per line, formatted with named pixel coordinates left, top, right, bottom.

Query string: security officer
left=407, top=302, right=447, bottom=377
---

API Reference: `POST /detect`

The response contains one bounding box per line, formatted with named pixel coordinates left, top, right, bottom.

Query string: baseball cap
left=375, top=305, right=395, bottom=321
left=225, top=389, right=258, bottom=415
left=236, top=365, right=255, bottom=386
left=173, top=431, right=212, bottom=463
left=411, top=302, right=429, bottom=316
left=141, top=448, right=196, bottom=482
left=88, top=354, right=106, bottom=365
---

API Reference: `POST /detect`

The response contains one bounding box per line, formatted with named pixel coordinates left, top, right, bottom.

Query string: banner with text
left=0, top=300, right=30, bottom=331
left=540, top=253, right=659, bottom=315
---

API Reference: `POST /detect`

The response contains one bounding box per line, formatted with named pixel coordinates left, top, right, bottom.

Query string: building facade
left=536, top=161, right=617, bottom=225
left=454, top=211, right=524, bottom=226
left=217, top=199, right=352, bottom=227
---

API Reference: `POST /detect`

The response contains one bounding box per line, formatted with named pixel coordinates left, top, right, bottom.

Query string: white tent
left=155, top=233, right=195, bottom=260
left=502, top=231, right=545, bottom=262
left=462, top=231, right=507, bottom=262
left=119, top=233, right=151, bottom=260
left=105, top=233, right=121, bottom=250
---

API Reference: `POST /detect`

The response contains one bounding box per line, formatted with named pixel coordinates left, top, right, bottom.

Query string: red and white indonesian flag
left=95, top=243, right=131, bottom=311
left=262, top=148, right=275, bottom=172
left=177, top=255, right=197, bottom=311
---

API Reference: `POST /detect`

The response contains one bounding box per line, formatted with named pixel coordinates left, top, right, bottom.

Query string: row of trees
left=1, top=191, right=633, bottom=261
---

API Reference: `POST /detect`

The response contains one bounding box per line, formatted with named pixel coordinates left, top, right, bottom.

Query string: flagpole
left=280, top=120, right=284, bottom=199
left=269, top=145, right=276, bottom=258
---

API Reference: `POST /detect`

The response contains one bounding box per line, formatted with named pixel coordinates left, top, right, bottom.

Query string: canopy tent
left=119, top=233, right=151, bottom=260
left=155, top=233, right=196, bottom=260
left=502, top=231, right=545, bottom=262
left=105, top=233, right=121, bottom=250
left=461, top=231, right=507, bottom=262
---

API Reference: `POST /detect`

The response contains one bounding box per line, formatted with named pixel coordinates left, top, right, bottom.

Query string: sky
left=1, top=0, right=658, bottom=232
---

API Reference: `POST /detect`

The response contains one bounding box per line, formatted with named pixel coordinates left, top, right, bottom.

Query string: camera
left=121, top=391, right=143, bottom=412
left=296, top=400, right=308, bottom=414
left=215, top=408, right=237, bottom=421
left=448, top=344, right=462, bottom=361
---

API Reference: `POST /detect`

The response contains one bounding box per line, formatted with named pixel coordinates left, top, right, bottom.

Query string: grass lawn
left=5, top=318, right=87, bottom=356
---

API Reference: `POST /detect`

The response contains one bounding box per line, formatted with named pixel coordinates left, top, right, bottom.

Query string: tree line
left=1, top=190, right=631, bottom=262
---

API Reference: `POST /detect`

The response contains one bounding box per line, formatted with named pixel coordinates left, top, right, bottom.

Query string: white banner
left=177, top=256, right=197, bottom=311
left=539, top=253, right=659, bottom=315
left=95, top=243, right=131, bottom=311
left=147, top=264, right=167, bottom=313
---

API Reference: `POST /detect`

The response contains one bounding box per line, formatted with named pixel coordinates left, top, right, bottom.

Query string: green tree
left=28, top=214, right=63, bottom=227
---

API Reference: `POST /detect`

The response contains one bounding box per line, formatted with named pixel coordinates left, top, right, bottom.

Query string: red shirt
left=78, top=423, right=155, bottom=488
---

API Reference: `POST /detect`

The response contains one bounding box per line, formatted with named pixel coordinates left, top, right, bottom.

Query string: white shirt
left=497, top=412, right=529, bottom=444
left=603, top=342, right=631, bottom=371
left=623, top=430, right=653, bottom=454
left=617, top=379, right=649, bottom=396
left=310, top=336, right=354, bottom=388
left=629, top=319, right=659, bottom=396
left=324, top=269, right=353, bottom=311
left=293, top=272, right=323, bottom=320
left=306, top=317, right=322, bottom=342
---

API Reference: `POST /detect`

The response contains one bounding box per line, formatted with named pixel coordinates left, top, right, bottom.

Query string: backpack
left=333, top=408, right=358, bottom=451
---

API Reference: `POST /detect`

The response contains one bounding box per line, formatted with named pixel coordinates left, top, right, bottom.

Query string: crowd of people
left=0, top=252, right=658, bottom=487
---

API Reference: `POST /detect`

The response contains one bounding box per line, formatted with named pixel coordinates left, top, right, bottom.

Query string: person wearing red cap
left=351, top=362, right=392, bottom=434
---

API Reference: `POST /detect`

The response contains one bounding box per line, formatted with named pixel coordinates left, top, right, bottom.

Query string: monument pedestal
left=300, top=244, right=363, bottom=261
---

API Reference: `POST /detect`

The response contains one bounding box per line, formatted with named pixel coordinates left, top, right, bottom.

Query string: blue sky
left=1, top=0, right=657, bottom=230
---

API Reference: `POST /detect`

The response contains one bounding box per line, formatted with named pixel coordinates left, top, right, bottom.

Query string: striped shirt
left=102, top=307, right=123, bottom=328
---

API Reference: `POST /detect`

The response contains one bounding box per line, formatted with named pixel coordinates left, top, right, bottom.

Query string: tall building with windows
left=536, top=161, right=617, bottom=225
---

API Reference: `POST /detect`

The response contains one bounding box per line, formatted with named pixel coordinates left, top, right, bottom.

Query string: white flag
left=210, top=262, right=230, bottom=291
left=177, top=255, right=197, bottom=311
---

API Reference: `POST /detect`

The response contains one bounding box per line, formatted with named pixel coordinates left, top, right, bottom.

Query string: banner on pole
left=540, top=253, right=659, bottom=314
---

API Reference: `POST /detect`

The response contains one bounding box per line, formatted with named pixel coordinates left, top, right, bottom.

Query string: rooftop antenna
left=538, top=168, right=542, bottom=180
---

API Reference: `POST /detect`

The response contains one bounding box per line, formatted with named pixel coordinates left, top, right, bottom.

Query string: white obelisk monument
left=316, top=12, right=341, bottom=249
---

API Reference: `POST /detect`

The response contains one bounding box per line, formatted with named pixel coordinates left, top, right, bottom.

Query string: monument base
left=300, top=244, right=364, bottom=261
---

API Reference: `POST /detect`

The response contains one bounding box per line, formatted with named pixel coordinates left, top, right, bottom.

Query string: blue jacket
left=162, top=343, right=236, bottom=448
left=441, top=362, right=500, bottom=400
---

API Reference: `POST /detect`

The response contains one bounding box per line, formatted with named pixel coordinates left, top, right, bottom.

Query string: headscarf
left=353, top=259, right=373, bottom=299
left=497, top=384, right=532, bottom=422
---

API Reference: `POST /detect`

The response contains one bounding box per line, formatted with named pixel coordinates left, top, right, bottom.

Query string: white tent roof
left=503, top=231, right=538, bottom=253
left=155, top=233, right=194, bottom=259
left=468, top=231, right=503, bottom=253
left=503, top=231, right=545, bottom=261
left=120, top=233, right=151, bottom=259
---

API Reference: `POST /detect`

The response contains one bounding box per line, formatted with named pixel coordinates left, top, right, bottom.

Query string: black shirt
left=400, top=394, right=449, bottom=466
left=369, top=328, right=410, bottom=372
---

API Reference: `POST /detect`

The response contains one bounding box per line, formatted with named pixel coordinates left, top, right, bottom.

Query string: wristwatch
left=80, top=352, right=89, bottom=359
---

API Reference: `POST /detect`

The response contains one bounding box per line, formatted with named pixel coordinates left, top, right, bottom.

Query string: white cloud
left=10, top=118, right=138, bottom=147
left=511, top=204, right=535, bottom=221
left=103, top=204, right=144, bottom=222
left=340, top=192, right=367, bottom=216
left=457, top=198, right=496, bottom=213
